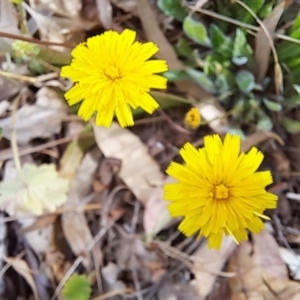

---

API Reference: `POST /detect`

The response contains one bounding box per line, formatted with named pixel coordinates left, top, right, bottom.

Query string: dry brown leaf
left=279, top=247, right=300, bottom=281
left=111, top=0, right=137, bottom=14
left=28, top=0, right=82, bottom=18
left=4, top=256, right=39, bottom=300
left=95, top=0, right=113, bottom=29
left=93, top=122, right=164, bottom=205
left=62, top=147, right=101, bottom=270
left=255, top=3, right=285, bottom=83
left=192, top=236, right=237, bottom=299
left=241, top=130, right=284, bottom=152
left=0, top=0, right=20, bottom=52
left=228, top=230, right=300, bottom=300
left=0, top=87, right=68, bottom=145
left=24, top=2, right=87, bottom=48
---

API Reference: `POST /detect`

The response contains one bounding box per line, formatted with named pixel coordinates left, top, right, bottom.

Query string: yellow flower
left=164, top=133, right=278, bottom=249
left=184, top=107, right=201, bottom=130
left=60, top=29, right=168, bottom=128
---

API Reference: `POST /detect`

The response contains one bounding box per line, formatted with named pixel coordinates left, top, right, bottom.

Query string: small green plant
left=62, top=274, right=92, bottom=300
left=159, top=0, right=300, bottom=133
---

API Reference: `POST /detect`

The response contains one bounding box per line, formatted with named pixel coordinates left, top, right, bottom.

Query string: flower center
left=214, top=184, right=229, bottom=200
left=105, top=66, right=121, bottom=81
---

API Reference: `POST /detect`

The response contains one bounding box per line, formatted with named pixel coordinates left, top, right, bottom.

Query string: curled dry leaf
left=0, top=163, right=69, bottom=216
left=228, top=230, right=300, bottom=300
left=192, top=236, right=237, bottom=299
left=93, top=122, right=164, bottom=205
left=0, top=87, right=68, bottom=145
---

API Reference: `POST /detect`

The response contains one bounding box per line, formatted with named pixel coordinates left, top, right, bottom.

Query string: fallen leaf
left=279, top=247, right=300, bottom=281
left=192, top=236, right=237, bottom=299
left=0, top=0, right=20, bottom=53
left=0, top=77, right=22, bottom=102
left=4, top=256, right=39, bottom=300
left=143, top=176, right=177, bottom=239
left=23, top=2, right=86, bottom=49
left=28, top=0, right=82, bottom=18
left=61, top=147, right=101, bottom=270
left=0, top=87, right=68, bottom=145
left=241, top=130, right=284, bottom=152
left=111, top=0, right=138, bottom=15
left=95, top=0, right=113, bottom=29
left=255, top=2, right=285, bottom=83
left=101, top=263, right=126, bottom=292
left=93, top=122, right=164, bottom=205
left=228, top=230, right=300, bottom=300
left=197, top=102, right=229, bottom=134
left=0, top=163, right=69, bottom=216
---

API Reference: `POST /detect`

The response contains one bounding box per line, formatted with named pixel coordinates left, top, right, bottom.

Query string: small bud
left=184, top=107, right=201, bottom=130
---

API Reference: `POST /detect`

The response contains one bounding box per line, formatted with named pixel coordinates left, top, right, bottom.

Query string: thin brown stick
left=0, top=31, right=73, bottom=48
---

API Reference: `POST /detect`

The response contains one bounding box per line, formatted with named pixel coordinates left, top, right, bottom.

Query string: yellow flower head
left=164, top=133, right=278, bottom=250
left=184, top=107, right=201, bottom=130
left=60, top=29, right=168, bottom=128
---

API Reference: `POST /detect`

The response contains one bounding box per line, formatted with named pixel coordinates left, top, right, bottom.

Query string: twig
left=91, top=288, right=133, bottom=300
left=0, top=203, right=100, bottom=223
left=0, top=31, right=73, bottom=48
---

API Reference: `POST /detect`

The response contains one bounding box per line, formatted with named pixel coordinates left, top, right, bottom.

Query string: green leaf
left=257, top=111, right=273, bottom=131
left=157, top=0, right=187, bottom=22
left=175, top=38, right=194, bottom=59
left=237, top=0, right=265, bottom=24
left=277, top=41, right=300, bottom=63
left=258, top=3, right=273, bottom=19
left=215, top=75, right=230, bottom=93
left=183, top=16, right=211, bottom=47
left=262, top=98, right=282, bottom=111
left=62, top=275, right=92, bottom=300
left=285, top=96, right=300, bottom=109
left=209, top=24, right=233, bottom=58
left=163, top=70, right=190, bottom=82
left=235, top=70, right=255, bottom=93
left=282, top=117, right=300, bottom=134
left=292, top=10, right=300, bottom=32
left=186, top=68, right=217, bottom=94
left=232, top=29, right=252, bottom=65
left=209, top=24, right=227, bottom=49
